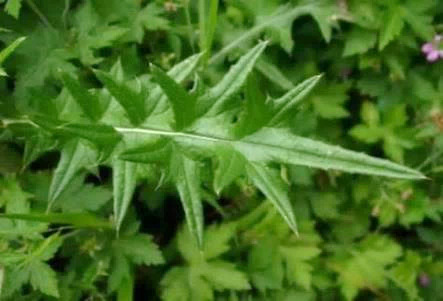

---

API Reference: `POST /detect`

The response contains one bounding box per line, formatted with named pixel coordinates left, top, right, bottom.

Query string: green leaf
left=255, top=56, right=294, bottom=90
left=280, top=246, right=321, bottom=290
left=209, top=2, right=324, bottom=63
left=48, top=140, right=96, bottom=209
left=248, top=237, right=284, bottom=291
left=246, top=163, right=298, bottom=234
left=379, top=9, right=404, bottom=50
left=32, top=117, right=122, bottom=159
left=115, top=234, right=164, bottom=265
left=403, top=7, right=434, bottom=40
left=389, top=251, right=421, bottom=300
left=309, top=83, right=350, bottom=119
left=310, top=192, right=342, bottom=219
left=0, top=266, right=4, bottom=296
left=117, top=275, right=134, bottom=301
left=95, top=70, right=146, bottom=126
left=4, top=0, right=23, bottom=18
left=200, top=41, right=268, bottom=116
left=61, top=73, right=103, bottom=122
left=234, top=127, right=424, bottom=179
left=213, top=147, right=245, bottom=195
left=200, top=0, right=219, bottom=63
left=171, top=154, right=204, bottom=248
left=151, top=65, right=197, bottom=130
left=202, top=261, right=250, bottom=290
left=29, top=261, right=59, bottom=297
left=113, top=160, right=138, bottom=231
left=234, top=73, right=271, bottom=137
left=202, top=223, right=236, bottom=260
left=349, top=125, right=383, bottom=144
left=108, top=252, right=131, bottom=293
left=0, top=36, right=26, bottom=65
left=343, top=27, right=377, bottom=56
left=149, top=53, right=203, bottom=116
left=269, top=74, right=322, bottom=126
left=330, top=234, right=402, bottom=300
left=0, top=212, right=112, bottom=228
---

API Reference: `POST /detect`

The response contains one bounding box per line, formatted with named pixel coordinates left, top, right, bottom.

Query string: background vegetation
left=0, top=0, right=442, bottom=300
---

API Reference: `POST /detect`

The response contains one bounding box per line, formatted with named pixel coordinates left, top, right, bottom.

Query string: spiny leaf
left=0, top=212, right=112, bottom=228
left=0, top=36, right=26, bottom=65
left=127, top=125, right=424, bottom=180
left=235, top=127, right=424, bottom=180
left=61, top=72, right=102, bottom=121
left=149, top=53, right=203, bottom=116
left=234, top=73, right=271, bottom=138
left=199, top=41, right=268, bottom=116
left=171, top=153, right=204, bottom=248
left=95, top=70, right=146, bottom=126
left=151, top=65, right=197, bottom=130
left=48, top=140, right=95, bottom=209
left=246, top=163, right=298, bottom=235
left=269, top=74, right=322, bottom=126
left=113, top=160, right=138, bottom=232
left=32, top=116, right=122, bottom=159
left=213, top=147, right=245, bottom=195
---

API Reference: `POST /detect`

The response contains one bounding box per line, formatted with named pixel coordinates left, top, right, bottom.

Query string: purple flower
left=418, top=273, right=431, bottom=287
left=421, top=34, right=443, bottom=63
left=422, top=43, right=434, bottom=53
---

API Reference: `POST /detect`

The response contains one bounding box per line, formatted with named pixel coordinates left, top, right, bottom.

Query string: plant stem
left=26, top=0, right=54, bottom=29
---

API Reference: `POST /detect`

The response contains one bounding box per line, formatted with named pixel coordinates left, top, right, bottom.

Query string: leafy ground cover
left=0, top=0, right=442, bottom=300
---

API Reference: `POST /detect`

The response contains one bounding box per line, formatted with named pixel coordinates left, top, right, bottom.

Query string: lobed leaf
left=268, top=74, right=323, bottom=126
left=61, top=73, right=103, bottom=121
left=95, top=70, right=146, bottom=126
left=199, top=41, right=268, bottom=116
left=151, top=65, right=197, bottom=130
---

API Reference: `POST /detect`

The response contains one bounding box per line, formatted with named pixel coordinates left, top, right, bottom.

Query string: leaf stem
left=26, top=0, right=54, bottom=29
left=182, top=0, right=195, bottom=53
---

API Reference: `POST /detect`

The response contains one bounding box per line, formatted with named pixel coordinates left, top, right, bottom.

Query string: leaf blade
left=61, top=73, right=102, bottom=121
left=246, top=163, right=298, bottom=234
left=113, top=160, right=138, bottom=232
left=95, top=70, right=146, bottom=126
left=171, top=153, right=204, bottom=248
left=269, top=74, right=322, bottom=126
left=151, top=65, right=197, bottom=130
left=200, top=41, right=268, bottom=116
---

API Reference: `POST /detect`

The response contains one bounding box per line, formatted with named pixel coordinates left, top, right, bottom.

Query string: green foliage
left=161, top=224, right=249, bottom=301
left=0, top=0, right=442, bottom=300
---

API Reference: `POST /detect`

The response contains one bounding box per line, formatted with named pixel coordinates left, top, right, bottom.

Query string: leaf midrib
left=115, top=126, right=421, bottom=176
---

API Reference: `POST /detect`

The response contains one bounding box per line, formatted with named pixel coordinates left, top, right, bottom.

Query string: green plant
left=0, top=0, right=442, bottom=300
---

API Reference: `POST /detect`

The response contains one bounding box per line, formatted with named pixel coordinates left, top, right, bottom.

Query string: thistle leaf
left=48, top=141, right=96, bottom=210
left=171, top=153, right=204, bottom=248
left=151, top=65, right=197, bottom=130
left=269, top=74, right=322, bottom=126
left=61, top=73, right=103, bottom=121
left=199, top=41, right=268, bottom=116
left=246, top=163, right=298, bottom=234
left=95, top=70, right=146, bottom=126
left=113, top=160, right=138, bottom=231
